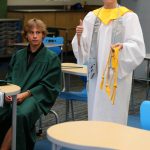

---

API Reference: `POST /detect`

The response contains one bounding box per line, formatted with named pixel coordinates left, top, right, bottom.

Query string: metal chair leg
left=65, top=100, right=75, bottom=121
left=36, top=116, right=42, bottom=136
left=49, top=109, right=60, bottom=123
left=66, top=101, right=69, bottom=121
left=37, top=109, right=59, bottom=135
left=70, top=100, right=75, bottom=120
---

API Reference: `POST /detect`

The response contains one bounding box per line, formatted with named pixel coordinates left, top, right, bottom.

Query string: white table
left=61, top=63, right=87, bottom=120
left=62, top=63, right=87, bottom=77
left=47, top=121, right=150, bottom=150
left=61, top=62, right=87, bottom=94
left=61, top=63, right=87, bottom=90
left=0, top=84, right=20, bottom=150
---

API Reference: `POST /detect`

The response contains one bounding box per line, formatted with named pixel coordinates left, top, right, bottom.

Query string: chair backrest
left=43, top=36, right=64, bottom=55
left=140, top=100, right=150, bottom=130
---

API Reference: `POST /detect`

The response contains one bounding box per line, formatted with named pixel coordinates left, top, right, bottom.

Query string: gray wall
left=120, top=0, right=150, bottom=53
left=120, top=0, right=150, bottom=78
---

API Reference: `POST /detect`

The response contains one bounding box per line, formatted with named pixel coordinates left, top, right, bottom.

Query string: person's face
left=26, top=27, right=44, bottom=48
left=102, top=0, right=117, bottom=6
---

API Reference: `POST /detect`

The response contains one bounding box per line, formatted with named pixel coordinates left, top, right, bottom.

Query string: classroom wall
left=120, top=0, right=149, bottom=53
left=7, top=0, right=103, bottom=6
left=120, top=0, right=149, bottom=78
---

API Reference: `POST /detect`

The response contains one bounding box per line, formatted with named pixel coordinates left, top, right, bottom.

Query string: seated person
left=0, top=18, right=61, bottom=150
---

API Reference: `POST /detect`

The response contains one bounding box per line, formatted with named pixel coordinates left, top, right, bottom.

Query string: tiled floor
left=36, top=75, right=147, bottom=140
left=0, top=54, right=149, bottom=148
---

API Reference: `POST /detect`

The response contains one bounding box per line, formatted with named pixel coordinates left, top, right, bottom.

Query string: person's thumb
left=79, top=19, right=83, bottom=26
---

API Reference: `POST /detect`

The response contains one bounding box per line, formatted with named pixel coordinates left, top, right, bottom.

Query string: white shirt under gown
left=72, top=11, right=145, bottom=125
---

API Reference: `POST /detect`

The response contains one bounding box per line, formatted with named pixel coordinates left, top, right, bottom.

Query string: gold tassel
left=100, top=46, right=120, bottom=104
left=106, top=84, right=111, bottom=97
left=111, top=66, right=118, bottom=104
left=100, top=75, right=104, bottom=89
left=100, top=52, right=111, bottom=90
left=112, top=47, right=119, bottom=69
left=111, top=84, right=117, bottom=105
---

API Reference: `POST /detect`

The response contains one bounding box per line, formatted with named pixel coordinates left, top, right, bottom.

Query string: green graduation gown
left=0, top=46, right=61, bottom=150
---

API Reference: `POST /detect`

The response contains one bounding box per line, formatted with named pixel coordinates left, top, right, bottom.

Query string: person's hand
left=76, top=19, right=83, bottom=37
left=111, top=43, right=123, bottom=51
left=76, top=19, right=83, bottom=46
left=5, top=96, right=12, bottom=103
left=17, top=91, right=30, bottom=104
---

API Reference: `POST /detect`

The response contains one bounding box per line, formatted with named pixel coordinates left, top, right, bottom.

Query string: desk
left=47, top=121, right=150, bottom=150
left=62, top=63, right=87, bottom=77
left=61, top=62, right=87, bottom=91
left=61, top=63, right=87, bottom=120
left=0, top=84, right=20, bottom=150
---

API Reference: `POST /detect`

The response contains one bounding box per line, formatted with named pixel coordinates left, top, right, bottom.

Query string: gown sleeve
left=29, top=54, right=61, bottom=113
left=118, top=12, right=146, bottom=79
left=72, top=12, right=96, bottom=65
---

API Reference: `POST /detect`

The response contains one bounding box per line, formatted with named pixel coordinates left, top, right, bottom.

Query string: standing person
left=0, top=18, right=61, bottom=150
left=72, top=0, right=145, bottom=125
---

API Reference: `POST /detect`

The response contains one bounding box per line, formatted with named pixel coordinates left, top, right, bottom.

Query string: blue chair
left=59, top=76, right=87, bottom=121
left=140, top=100, right=150, bottom=130
left=43, top=36, right=64, bottom=55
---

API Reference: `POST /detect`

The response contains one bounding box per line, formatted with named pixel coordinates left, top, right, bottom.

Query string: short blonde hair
left=23, top=18, right=48, bottom=39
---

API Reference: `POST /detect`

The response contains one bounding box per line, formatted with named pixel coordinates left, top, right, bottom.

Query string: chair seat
left=59, top=89, right=87, bottom=102
left=140, top=100, right=150, bottom=130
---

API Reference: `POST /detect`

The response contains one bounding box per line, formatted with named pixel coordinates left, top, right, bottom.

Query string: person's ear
left=25, top=34, right=29, bottom=41
left=42, top=33, right=45, bottom=39
left=26, top=36, right=29, bottom=41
